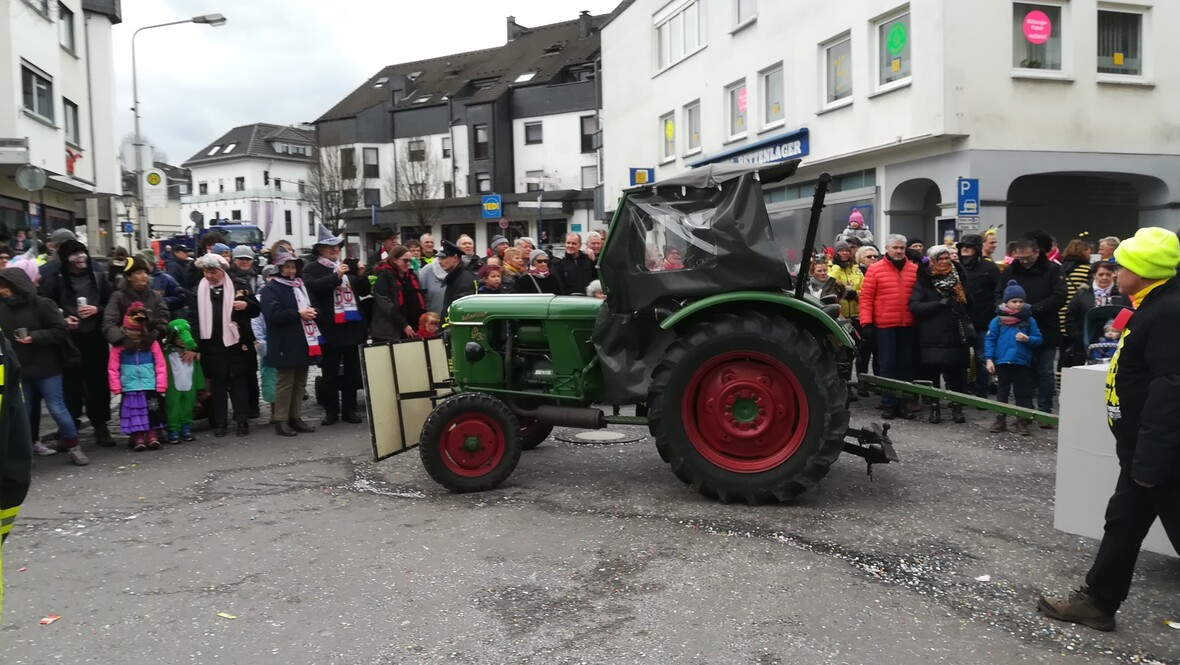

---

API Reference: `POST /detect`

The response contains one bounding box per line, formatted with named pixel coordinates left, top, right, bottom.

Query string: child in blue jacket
left=985, top=280, right=1043, bottom=436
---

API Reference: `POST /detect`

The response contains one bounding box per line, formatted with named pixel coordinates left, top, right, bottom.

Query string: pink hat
left=848, top=209, right=865, bottom=225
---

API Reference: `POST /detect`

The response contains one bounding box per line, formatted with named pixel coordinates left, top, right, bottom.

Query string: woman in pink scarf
left=185, top=254, right=260, bottom=438
left=260, top=254, right=321, bottom=437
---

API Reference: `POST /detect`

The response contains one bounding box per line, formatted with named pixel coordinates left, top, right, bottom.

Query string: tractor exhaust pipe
left=509, top=402, right=607, bottom=430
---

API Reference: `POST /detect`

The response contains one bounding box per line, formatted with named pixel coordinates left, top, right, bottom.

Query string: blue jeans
left=1031, top=345, right=1057, bottom=413
left=23, top=374, right=78, bottom=440
left=875, top=326, right=916, bottom=407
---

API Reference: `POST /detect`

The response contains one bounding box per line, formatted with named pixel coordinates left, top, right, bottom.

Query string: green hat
left=1113, top=227, right=1180, bottom=280
left=168, top=318, right=197, bottom=351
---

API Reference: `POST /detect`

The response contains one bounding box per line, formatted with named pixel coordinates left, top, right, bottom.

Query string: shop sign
left=688, top=128, right=811, bottom=168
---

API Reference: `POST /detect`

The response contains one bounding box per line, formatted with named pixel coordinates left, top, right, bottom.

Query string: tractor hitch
left=841, top=423, right=897, bottom=479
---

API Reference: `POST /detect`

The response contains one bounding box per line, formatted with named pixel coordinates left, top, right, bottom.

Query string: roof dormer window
left=514, top=71, right=537, bottom=83
left=207, top=145, right=221, bottom=156
left=223, top=142, right=237, bottom=153
left=374, top=76, right=388, bottom=88
left=413, top=94, right=433, bottom=104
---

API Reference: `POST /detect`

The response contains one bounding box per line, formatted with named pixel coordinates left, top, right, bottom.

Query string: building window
left=525, top=170, right=544, bottom=192
left=234, top=177, right=245, bottom=192
left=1013, top=3, right=1063, bottom=71
left=656, top=1, right=702, bottom=70
left=63, top=99, right=80, bottom=146
left=725, top=80, right=747, bottom=137
left=877, top=11, right=912, bottom=86
left=580, top=115, right=597, bottom=153
left=297, top=180, right=305, bottom=194
left=308, top=211, right=316, bottom=235
left=408, top=139, right=426, bottom=162
left=223, top=142, right=236, bottom=153
left=473, top=125, right=489, bottom=159
left=444, top=182, right=454, bottom=198
left=284, top=210, right=293, bottom=235
left=524, top=121, right=543, bottom=145
left=207, top=145, right=221, bottom=156
left=218, top=180, right=224, bottom=193
left=684, top=101, right=701, bottom=152
left=342, top=190, right=358, bottom=208
left=761, top=65, right=784, bottom=126
left=340, top=147, right=356, bottom=179
left=363, top=147, right=379, bottom=177
left=364, top=189, right=381, bottom=207
left=823, top=35, right=853, bottom=105
left=441, top=136, right=452, bottom=158
left=659, top=112, right=676, bottom=161
left=735, top=0, right=756, bottom=26
left=581, top=165, right=598, bottom=190
left=1097, top=9, right=1143, bottom=76
left=274, top=178, right=282, bottom=191
left=476, top=172, right=491, bottom=193
left=231, top=210, right=242, bottom=221
left=58, top=2, right=75, bottom=51
left=20, top=64, right=54, bottom=122
left=198, top=182, right=208, bottom=195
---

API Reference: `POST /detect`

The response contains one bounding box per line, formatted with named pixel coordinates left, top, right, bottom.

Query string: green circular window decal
left=887, top=23, right=907, bottom=55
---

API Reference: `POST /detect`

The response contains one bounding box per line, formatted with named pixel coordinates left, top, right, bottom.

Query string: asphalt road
left=2, top=401, right=1177, bottom=665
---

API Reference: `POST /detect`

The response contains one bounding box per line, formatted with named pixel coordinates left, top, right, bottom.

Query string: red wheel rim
left=439, top=414, right=507, bottom=478
left=681, top=350, right=809, bottom=473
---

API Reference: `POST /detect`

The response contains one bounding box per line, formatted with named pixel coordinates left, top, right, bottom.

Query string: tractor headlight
left=464, top=342, right=486, bottom=364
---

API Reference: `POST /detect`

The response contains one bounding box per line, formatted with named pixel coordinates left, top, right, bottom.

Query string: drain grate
left=555, top=429, right=645, bottom=445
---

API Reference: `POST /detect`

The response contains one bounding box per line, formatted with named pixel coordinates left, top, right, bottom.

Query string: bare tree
left=385, top=138, right=448, bottom=229
left=302, top=146, right=361, bottom=234
left=118, top=133, right=167, bottom=169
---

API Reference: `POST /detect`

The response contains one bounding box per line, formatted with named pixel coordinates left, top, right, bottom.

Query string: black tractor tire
left=419, top=393, right=523, bottom=493
left=648, top=311, right=849, bottom=504
left=518, top=418, right=555, bottom=451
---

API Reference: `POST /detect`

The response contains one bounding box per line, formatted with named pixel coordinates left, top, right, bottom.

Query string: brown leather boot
left=1037, top=589, right=1116, bottom=632
left=288, top=419, right=316, bottom=433
left=274, top=421, right=297, bottom=437
left=1015, top=418, right=1031, bottom=436
left=989, top=415, right=1007, bottom=433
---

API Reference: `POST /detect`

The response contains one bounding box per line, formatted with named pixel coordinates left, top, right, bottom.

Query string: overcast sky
left=113, top=0, right=622, bottom=167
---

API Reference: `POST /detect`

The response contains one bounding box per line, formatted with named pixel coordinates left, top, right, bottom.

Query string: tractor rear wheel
left=518, top=417, right=554, bottom=450
left=648, top=311, right=848, bottom=504
left=419, top=393, right=523, bottom=493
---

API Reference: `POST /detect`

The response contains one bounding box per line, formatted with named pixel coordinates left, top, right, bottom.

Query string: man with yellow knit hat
left=1038, top=227, right=1180, bottom=631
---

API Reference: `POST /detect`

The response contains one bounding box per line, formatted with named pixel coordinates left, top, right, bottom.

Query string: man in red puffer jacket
left=859, top=234, right=919, bottom=419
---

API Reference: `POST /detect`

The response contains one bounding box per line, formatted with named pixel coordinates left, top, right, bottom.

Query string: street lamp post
left=131, top=13, right=226, bottom=250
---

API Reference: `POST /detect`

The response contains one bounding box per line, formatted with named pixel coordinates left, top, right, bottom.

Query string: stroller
left=1083, top=304, right=1132, bottom=365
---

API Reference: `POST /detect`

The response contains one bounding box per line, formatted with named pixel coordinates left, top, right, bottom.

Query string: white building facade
left=0, top=0, right=122, bottom=251
left=180, top=123, right=318, bottom=251
left=601, top=0, right=1180, bottom=251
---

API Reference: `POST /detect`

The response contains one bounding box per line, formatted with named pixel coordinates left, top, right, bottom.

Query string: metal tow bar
left=855, top=375, right=1059, bottom=428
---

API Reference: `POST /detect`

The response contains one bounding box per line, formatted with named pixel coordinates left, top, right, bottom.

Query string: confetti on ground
left=974, top=575, right=991, bottom=582
left=17, top=567, right=27, bottom=572
left=39, top=615, right=61, bottom=625
left=216, top=612, right=237, bottom=620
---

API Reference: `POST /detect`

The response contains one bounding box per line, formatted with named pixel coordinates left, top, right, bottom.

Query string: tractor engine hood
left=448, top=294, right=604, bottom=325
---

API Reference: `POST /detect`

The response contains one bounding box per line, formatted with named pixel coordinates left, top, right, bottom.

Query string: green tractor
left=405, top=160, right=895, bottom=504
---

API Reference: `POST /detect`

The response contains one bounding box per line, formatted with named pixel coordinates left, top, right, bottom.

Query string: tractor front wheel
left=419, top=393, right=523, bottom=493
left=648, top=311, right=848, bottom=504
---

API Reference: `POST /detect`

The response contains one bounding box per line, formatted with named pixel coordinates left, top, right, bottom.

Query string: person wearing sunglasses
left=512, top=249, right=561, bottom=295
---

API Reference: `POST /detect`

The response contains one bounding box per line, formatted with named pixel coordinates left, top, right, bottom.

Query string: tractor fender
left=657, top=291, right=856, bottom=350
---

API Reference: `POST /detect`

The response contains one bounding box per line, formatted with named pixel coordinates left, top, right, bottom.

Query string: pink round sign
left=1024, top=10, right=1052, bottom=45
left=737, top=87, right=748, bottom=114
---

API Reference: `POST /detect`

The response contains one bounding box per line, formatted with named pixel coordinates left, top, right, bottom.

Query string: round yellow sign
left=146, top=172, right=162, bottom=186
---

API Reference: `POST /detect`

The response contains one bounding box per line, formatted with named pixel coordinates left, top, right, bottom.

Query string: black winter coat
left=909, top=262, right=973, bottom=368
left=371, top=268, right=424, bottom=341
left=40, top=260, right=112, bottom=337
left=995, top=255, right=1067, bottom=346
left=260, top=282, right=317, bottom=369
left=186, top=276, right=260, bottom=379
left=554, top=252, right=594, bottom=296
left=1105, top=277, right=1180, bottom=486
left=0, top=268, right=70, bottom=379
left=511, top=272, right=561, bottom=295
left=0, top=333, right=32, bottom=545
left=1065, top=283, right=1127, bottom=355
left=301, top=260, right=370, bottom=347
left=960, top=255, right=1001, bottom=332
left=442, top=265, right=478, bottom=315
left=103, top=287, right=169, bottom=347
left=165, top=256, right=189, bottom=290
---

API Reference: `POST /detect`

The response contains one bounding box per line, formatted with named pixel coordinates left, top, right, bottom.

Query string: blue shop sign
left=688, top=128, right=810, bottom=168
